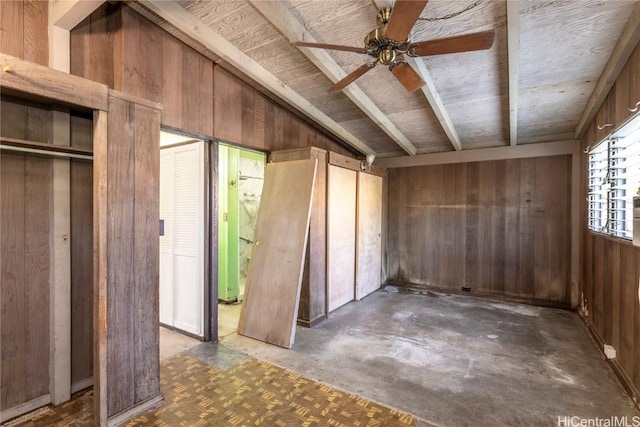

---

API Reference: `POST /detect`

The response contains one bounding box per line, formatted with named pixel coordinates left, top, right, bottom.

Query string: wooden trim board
left=0, top=53, right=108, bottom=111
left=238, top=159, right=317, bottom=348
left=0, top=394, right=51, bottom=423
left=377, top=140, right=579, bottom=168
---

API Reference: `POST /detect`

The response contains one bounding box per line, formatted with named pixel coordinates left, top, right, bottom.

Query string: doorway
left=217, top=143, right=266, bottom=337
left=158, top=130, right=207, bottom=346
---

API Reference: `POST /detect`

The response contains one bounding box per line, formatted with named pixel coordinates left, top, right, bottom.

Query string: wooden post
left=93, top=109, right=109, bottom=427
left=49, top=107, right=72, bottom=405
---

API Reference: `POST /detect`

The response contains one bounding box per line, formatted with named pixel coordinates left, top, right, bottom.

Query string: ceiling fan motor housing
left=364, top=26, right=411, bottom=58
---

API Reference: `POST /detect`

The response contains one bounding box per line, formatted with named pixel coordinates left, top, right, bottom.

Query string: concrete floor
left=217, top=288, right=639, bottom=427
left=218, top=302, right=242, bottom=338
left=159, top=327, right=200, bottom=360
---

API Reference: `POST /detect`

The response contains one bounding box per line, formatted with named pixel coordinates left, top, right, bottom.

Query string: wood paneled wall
left=102, top=94, right=161, bottom=417
left=213, top=68, right=353, bottom=156
left=70, top=158, right=93, bottom=387
left=0, top=0, right=48, bottom=66
left=388, top=156, right=572, bottom=305
left=71, top=4, right=213, bottom=137
left=1, top=96, right=52, bottom=143
left=70, top=4, right=354, bottom=157
left=580, top=42, right=640, bottom=401
left=1, top=153, right=52, bottom=410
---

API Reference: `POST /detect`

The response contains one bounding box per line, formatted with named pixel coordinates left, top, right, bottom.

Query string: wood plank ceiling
left=138, top=0, right=637, bottom=158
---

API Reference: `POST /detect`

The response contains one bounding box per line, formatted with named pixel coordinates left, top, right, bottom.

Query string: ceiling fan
left=293, top=0, right=495, bottom=93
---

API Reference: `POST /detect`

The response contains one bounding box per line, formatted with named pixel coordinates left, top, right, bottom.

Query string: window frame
left=587, top=115, right=640, bottom=241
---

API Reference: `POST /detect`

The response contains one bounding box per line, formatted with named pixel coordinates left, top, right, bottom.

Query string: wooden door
left=238, top=159, right=317, bottom=349
left=327, top=165, right=357, bottom=312
left=356, top=173, right=383, bottom=300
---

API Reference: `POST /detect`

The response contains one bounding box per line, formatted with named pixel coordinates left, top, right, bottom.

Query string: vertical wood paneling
left=70, top=112, right=94, bottom=149
left=22, top=0, right=48, bottom=66
left=70, top=15, right=89, bottom=79
left=24, top=157, right=51, bottom=400
left=629, top=45, right=640, bottom=113
left=611, top=243, right=621, bottom=359
left=70, top=4, right=351, bottom=155
left=213, top=67, right=355, bottom=156
left=181, top=47, right=200, bottom=134
left=620, top=244, right=636, bottom=387
left=504, top=159, right=521, bottom=295
left=0, top=0, right=47, bottom=66
left=585, top=235, right=640, bottom=397
left=132, top=104, right=160, bottom=403
left=106, top=96, right=136, bottom=415
left=0, top=154, right=52, bottom=409
left=518, top=159, right=535, bottom=298
left=593, top=237, right=605, bottom=335
left=625, top=248, right=640, bottom=390
left=0, top=97, right=52, bottom=144
left=91, top=5, right=116, bottom=88
left=0, top=98, right=27, bottom=139
left=161, top=33, right=183, bottom=130
left=71, top=160, right=93, bottom=386
left=119, top=7, right=142, bottom=98
left=388, top=156, right=571, bottom=304
left=0, top=1, right=24, bottom=58
left=1, top=154, right=27, bottom=409
left=197, top=56, right=214, bottom=136
left=102, top=95, right=161, bottom=419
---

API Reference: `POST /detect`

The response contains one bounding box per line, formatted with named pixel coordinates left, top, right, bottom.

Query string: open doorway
left=217, top=143, right=266, bottom=338
left=158, top=130, right=206, bottom=359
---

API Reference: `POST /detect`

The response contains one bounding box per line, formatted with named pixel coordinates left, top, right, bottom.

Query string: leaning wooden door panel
left=356, top=173, right=383, bottom=300
left=327, top=165, right=357, bottom=312
left=238, top=159, right=317, bottom=349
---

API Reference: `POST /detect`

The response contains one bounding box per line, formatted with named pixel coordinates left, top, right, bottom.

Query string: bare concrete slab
left=221, top=289, right=639, bottom=426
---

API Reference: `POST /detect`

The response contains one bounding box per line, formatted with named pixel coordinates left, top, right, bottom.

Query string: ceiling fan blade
left=293, top=41, right=367, bottom=54
left=385, top=0, right=428, bottom=42
left=391, top=62, right=425, bottom=92
left=328, top=63, right=377, bottom=92
left=408, top=30, right=496, bottom=57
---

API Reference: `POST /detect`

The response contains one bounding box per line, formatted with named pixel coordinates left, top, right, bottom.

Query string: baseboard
left=579, top=314, right=640, bottom=411
left=297, top=314, right=326, bottom=328
left=0, top=394, right=51, bottom=424
left=389, top=281, right=572, bottom=310
left=71, top=377, right=94, bottom=394
left=106, top=394, right=163, bottom=427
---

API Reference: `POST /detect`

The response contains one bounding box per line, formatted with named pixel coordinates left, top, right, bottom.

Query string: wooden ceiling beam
left=574, top=1, right=640, bottom=139
left=374, top=0, right=462, bottom=151
left=376, top=139, right=578, bottom=168
left=506, top=0, right=520, bottom=146
left=139, top=0, right=376, bottom=155
left=249, top=0, right=417, bottom=155
left=49, top=0, right=105, bottom=30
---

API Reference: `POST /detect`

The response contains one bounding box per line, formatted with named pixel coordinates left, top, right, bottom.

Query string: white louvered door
left=159, top=141, right=205, bottom=336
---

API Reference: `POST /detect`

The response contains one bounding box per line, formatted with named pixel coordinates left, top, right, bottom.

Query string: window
left=588, top=115, right=640, bottom=239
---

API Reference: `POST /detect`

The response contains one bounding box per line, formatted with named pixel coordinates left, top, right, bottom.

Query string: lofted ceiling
left=136, top=0, right=640, bottom=159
